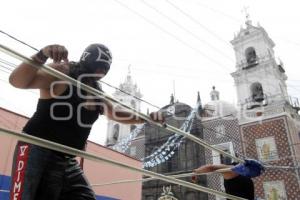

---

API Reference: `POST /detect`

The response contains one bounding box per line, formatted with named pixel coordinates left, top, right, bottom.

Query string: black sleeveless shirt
left=23, top=85, right=103, bottom=150
left=224, top=175, right=255, bottom=200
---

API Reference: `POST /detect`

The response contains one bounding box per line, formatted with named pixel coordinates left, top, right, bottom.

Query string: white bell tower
left=231, top=16, right=289, bottom=110
left=106, top=67, right=142, bottom=147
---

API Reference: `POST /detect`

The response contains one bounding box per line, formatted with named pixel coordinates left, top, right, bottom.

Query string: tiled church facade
left=241, top=116, right=300, bottom=199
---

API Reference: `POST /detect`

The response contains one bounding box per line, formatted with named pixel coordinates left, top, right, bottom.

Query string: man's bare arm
left=9, top=45, right=68, bottom=89
left=103, top=100, right=164, bottom=124
left=193, top=164, right=239, bottom=180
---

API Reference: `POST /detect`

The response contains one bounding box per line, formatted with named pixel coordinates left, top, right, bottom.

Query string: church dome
left=203, top=100, right=237, bottom=117
left=203, top=86, right=237, bottom=118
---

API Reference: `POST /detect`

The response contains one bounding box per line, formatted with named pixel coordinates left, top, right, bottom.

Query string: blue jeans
left=10, top=142, right=96, bottom=200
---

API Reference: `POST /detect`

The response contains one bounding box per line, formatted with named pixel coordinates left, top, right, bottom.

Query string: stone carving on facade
left=158, top=186, right=178, bottom=200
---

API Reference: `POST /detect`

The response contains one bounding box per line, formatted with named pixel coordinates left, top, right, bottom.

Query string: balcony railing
left=245, top=94, right=268, bottom=109
left=289, top=96, right=300, bottom=110
left=236, top=55, right=275, bottom=70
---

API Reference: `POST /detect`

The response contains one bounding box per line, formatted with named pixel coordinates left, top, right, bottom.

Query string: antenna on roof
left=173, top=80, right=176, bottom=102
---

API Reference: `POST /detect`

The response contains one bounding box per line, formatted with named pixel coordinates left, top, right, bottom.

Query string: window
left=212, top=142, right=234, bottom=165
left=113, top=124, right=120, bottom=141
left=245, top=47, right=257, bottom=64
left=220, top=149, right=232, bottom=165
left=130, top=146, right=137, bottom=156
left=250, top=82, right=264, bottom=102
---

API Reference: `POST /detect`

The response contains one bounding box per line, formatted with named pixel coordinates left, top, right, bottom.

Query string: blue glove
left=231, top=159, right=265, bottom=178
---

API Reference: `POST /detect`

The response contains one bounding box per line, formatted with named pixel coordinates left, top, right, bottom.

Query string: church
left=105, top=17, right=300, bottom=200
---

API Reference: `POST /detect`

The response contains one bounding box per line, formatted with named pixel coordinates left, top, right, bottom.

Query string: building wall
left=240, top=116, right=300, bottom=200
left=0, top=107, right=142, bottom=200
left=202, top=117, right=242, bottom=200
left=84, top=142, right=142, bottom=200
left=126, top=135, right=145, bottom=160
left=142, top=103, right=208, bottom=200
left=0, top=108, right=28, bottom=177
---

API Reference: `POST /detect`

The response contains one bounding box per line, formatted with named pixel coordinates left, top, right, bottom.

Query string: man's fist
left=41, top=44, right=69, bottom=63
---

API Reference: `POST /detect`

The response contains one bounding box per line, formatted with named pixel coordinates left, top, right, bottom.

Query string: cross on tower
left=128, top=64, right=131, bottom=75
left=242, top=6, right=251, bottom=25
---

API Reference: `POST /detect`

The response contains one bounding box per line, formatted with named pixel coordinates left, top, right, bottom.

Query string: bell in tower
left=245, top=47, right=258, bottom=67
left=251, top=82, right=264, bottom=102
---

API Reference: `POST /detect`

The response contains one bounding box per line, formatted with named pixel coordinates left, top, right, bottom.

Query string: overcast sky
left=1, top=0, right=300, bottom=144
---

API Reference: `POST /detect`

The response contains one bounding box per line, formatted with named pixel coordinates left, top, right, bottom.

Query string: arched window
left=130, top=125, right=136, bottom=132
left=113, top=124, right=120, bottom=141
left=245, top=47, right=257, bottom=64
left=250, top=82, right=264, bottom=102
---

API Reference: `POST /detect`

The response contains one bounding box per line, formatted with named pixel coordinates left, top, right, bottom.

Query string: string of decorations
left=112, top=103, right=200, bottom=153
left=142, top=103, right=200, bottom=168
left=112, top=124, right=145, bottom=152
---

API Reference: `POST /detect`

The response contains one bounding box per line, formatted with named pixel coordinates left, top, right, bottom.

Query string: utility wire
left=0, top=30, right=170, bottom=111
left=112, top=0, right=232, bottom=73
left=165, top=0, right=231, bottom=48
left=190, top=0, right=241, bottom=24
left=0, top=30, right=38, bottom=51
left=140, top=0, right=234, bottom=62
left=0, top=61, right=14, bottom=71
left=163, top=0, right=256, bottom=60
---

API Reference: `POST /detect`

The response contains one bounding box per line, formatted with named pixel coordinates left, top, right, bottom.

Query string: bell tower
left=231, top=13, right=300, bottom=200
left=231, top=16, right=289, bottom=110
left=106, top=67, right=142, bottom=147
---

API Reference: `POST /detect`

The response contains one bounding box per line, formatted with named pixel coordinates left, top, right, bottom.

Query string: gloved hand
left=231, top=159, right=265, bottom=178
